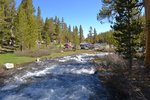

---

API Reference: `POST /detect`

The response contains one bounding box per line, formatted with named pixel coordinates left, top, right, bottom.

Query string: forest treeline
left=0, top=0, right=86, bottom=51
left=0, top=0, right=146, bottom=57
left=0, top=0, right=114, bottom=51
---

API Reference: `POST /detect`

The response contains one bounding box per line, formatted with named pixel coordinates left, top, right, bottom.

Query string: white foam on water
left=56, top=56, right=68, bottom=62
left=95, top=52, right=111, bottom=56
left=20, top=64, right=57, bottom=79
left=57, top=55, right=83, bottom=63
left=56, top=55, right=85, bottom=63
left=72, top=68, right=95, bottom=74
left=1, top=65, right=58, bottom=91
left=1, top=84, right=18, bottom=91
left=64, top=53, right=111, bottom=63
left=75, top=55, right=84, bottom=62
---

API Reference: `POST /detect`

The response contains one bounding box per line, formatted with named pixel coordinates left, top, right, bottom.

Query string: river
left=0, top=53, right=110, bottom=100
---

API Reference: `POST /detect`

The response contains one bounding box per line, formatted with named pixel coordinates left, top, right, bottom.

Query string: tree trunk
left=144, top=0, right=150, bottom=65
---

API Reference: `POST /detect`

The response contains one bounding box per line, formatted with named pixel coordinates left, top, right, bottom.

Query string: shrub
left=15, top=48, right=61, bottom=57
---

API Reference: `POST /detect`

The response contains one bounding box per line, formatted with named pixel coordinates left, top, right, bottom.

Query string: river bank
left=0, top=50, right=94, bottom=64
left=95, top=54, right=150, bottom=100
left=0, top=50, right=99, bottom=84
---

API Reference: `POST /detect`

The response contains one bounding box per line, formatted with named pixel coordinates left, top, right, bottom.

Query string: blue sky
left=16, top=0, right=111, bottom=37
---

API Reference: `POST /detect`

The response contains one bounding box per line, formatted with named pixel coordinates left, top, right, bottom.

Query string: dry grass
left=14, top=48, right=61, bottom=57
left=95, top=54, right=150, bottom=100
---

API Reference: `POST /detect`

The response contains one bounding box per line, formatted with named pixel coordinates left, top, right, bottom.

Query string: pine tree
left=0, top=0, right=5, bottom=46
left=98, top=30, right=116, bottom=46
left=15, top=4, right=28, bottom=51
left=16, top=0, right=38, bottom=49
left=98, top=0, right=143, bottom=67
left=112, top=0, right=142, bottom=67
left=55, top=18, right=62, bottom=44
left=54, top=16, right=59, bottom=24
left=68, top=25, right=72, bottom=42
left=88, top=26, right=93, bottom=43
left=93, top=28, right=97, bottom=43
left=73, top=26, right=79, bottom=45
left=79, top=25, right=84, bottom=43
left=17, top=0, right=38, bottom=50
left=61, top=18, right=68, bottom=43
left=36, top=6, right=43, bottom=43
left=49, top=18, right=55, bottom=42
left=42, top=18, right=50, bottom=46
left=0, top=0, right=16, bottom=47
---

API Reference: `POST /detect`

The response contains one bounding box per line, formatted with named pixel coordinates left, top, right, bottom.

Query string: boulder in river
left=36, top=58, right=41, bottom=63
left=3, top=63, right=14, bottom=69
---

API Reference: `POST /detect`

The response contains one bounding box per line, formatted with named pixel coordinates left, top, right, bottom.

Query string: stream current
left=0, top=53, right=109, bottom=100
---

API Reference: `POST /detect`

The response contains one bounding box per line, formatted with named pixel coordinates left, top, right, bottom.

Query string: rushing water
left=0, top=53, right=110, bottom=100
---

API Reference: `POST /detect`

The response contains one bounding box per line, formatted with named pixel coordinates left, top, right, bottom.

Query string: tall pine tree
left=49, top=18, right=55, bottom=42
left=79, top=25, right=84, bottom=43
left=112, top=0, right=142, bottom=67
left=0, top=0, right=16, bottom=47
left=26, top=0, right=37, bottom=49
left=61, top=18, right=68, bottom=43
left=73, top=26, right=79, bottom=45
left=16, top=0, right=38, bottom=50
left=88, top=26, right=93, bottom=43
left=36, top=6, right=43, bottom=43
left=67, top=25, right=72, bottom=42
left=15, top=4, right=28, bottom=51
left=55, top=17, right=62, bottom=44
left=93, top=28, right=98, bottom=43
left=42, top=18, right=50, bottom=46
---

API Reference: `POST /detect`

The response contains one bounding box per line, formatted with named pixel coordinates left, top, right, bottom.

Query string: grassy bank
left=0, top=54, right=35, bottom=65
left=0, top=50, right=94, bottom=66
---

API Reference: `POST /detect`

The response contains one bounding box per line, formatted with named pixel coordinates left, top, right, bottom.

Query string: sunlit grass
left=0, top=50, right=94, bottom=66
left=0, top=53, right=35, bottom=65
